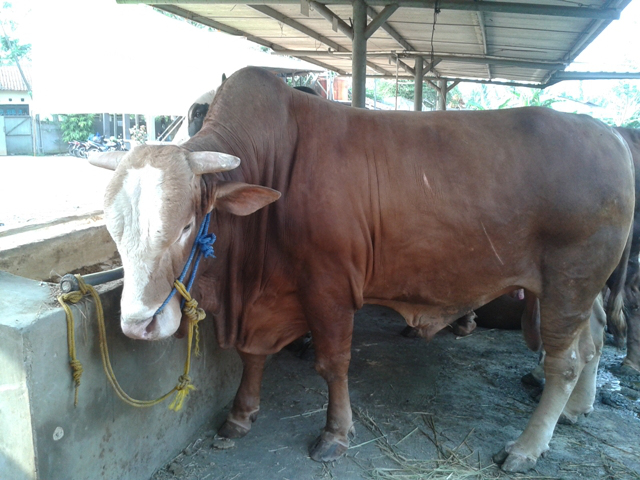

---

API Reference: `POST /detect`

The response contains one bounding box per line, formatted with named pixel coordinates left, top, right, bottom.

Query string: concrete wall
left=38, top=121, right=66, bottom=155
left=0, top=271, right=242, bottom=480
left=0, top=116, right=6, bottom=155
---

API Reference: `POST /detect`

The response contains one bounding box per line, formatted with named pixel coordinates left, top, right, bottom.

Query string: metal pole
left=414, top=56, right=424, bottom=111
left=352, top=0, right=367, bottom=108
left=436, top=79, right=447, bottom=110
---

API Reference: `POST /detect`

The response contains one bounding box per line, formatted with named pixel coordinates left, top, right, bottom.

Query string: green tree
left=60, top=115, right=95, bottom=143
left=366, top=79, right=438, bottom=110
left=1, top=2, right=31, bottom=96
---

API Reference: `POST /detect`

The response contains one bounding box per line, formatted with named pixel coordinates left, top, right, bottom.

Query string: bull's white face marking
left=106, top=165, right=166, bottom=321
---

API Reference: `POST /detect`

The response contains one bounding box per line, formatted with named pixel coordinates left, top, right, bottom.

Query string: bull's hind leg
left=219, top=352, right=267, bottom=438
left=495, top=308, right=596, bottom=472
left=559, top=295, right=606, bottom=424
left=494, top=259, right=607, bottom=473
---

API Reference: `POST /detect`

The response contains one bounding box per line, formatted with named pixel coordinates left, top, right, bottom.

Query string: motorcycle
left=67, top=140, right=87, bottom=158
left=84, top=135, right=127, bottom=156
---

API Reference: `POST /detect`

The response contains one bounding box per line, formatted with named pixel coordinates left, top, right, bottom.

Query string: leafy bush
left=130, top=125, right=147, bottom=144
left=60, top=114, right=95, bottom=142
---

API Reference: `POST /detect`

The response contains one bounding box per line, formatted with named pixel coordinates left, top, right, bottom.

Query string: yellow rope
left=57, top=275, right=204, bottom=411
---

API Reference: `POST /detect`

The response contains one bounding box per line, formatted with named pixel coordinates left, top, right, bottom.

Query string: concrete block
left=0, top=271, right=242, bottom=480
left=0, top=216, right=118, bottom=281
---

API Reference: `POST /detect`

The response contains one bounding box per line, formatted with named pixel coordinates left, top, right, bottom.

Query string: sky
left=567, top=0, right=640, bottom=72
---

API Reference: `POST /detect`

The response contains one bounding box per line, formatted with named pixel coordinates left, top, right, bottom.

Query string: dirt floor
left=150, top=305, right=640, bottom=480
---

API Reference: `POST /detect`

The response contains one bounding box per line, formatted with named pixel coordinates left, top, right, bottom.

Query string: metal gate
left=4, top=115, right=33, bottom=155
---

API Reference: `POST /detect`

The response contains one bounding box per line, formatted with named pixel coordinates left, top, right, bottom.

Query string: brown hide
left=613, top=127, right=640, bottom=371
left=183, top=67, right=634, bottom=357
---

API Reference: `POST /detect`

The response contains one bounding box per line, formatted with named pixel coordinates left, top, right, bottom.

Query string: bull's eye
left=183, top=224, right=192, bottom=234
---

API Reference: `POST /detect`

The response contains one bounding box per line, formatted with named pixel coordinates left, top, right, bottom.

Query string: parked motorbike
left=67, top=140, right=87, bottom=158
left=84, top=136, right=127, bottom=156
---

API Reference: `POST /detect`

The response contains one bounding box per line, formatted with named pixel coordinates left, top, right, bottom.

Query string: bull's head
left=91, top=146, right=280, bottom=340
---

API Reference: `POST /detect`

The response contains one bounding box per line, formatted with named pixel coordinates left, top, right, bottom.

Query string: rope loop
left=58, top=274, right=202, bottom=411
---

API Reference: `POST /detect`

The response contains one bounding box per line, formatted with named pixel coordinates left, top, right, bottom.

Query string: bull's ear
left=88, top=151, right=128, bottom=170
left=213, top=182, right=281, bottom=216
left=188, top=151, right=241, bottom=175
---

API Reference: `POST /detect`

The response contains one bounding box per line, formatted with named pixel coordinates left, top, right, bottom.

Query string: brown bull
left=92, top=67, right=634, bottom=473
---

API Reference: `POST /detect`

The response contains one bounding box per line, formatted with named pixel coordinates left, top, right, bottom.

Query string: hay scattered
left=351, top=407, right=559, bottom=480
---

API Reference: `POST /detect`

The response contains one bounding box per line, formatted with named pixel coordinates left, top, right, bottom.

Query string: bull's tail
left=606, top=227, right=633, bottom=348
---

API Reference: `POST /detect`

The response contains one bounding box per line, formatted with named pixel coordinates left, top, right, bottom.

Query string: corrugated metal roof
left=0, top=65, right=32, bottom=92
left=116, top=0, right=634, bottom=86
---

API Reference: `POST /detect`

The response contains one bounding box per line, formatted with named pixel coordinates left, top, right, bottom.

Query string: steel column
left=352, top=0, right=368, bottom=108
left=436, top=79, right=447, bottom=110
left=414, top=57, right=424, bottom=111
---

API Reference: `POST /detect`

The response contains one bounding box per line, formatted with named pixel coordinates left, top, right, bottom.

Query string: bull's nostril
left=145, top=316, right=158, bottom=334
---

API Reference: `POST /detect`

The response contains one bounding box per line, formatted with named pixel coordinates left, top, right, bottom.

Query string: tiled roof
left=0, top=65, right=32, bottom=91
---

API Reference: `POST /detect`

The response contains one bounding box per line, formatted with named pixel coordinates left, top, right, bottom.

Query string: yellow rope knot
left=174, top=280, right=205, bottom=357
left=169, top=374, right=196, bottom=411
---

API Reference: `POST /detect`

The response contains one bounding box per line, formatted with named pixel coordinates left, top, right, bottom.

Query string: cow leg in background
left=305, top=302, right=355, bottom=462
left=218, top=352, right=267, bottom=438
left=559, top=294, right=606, bottom=423
left=625, top=301, right=640, bottom=371
left=450, top=311, right=477, bottom=336
left=623, top=270, right=640, bottom=372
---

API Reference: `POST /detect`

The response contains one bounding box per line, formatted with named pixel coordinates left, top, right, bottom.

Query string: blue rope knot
left=197, top=233, right=216, bottom=258
left=155, top=213, right=214, bottom=316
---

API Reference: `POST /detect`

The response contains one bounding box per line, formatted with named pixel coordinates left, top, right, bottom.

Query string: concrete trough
left=0, top=219, right=242, bottom=479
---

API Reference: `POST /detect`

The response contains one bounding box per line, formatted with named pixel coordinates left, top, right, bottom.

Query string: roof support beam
left=249, top=5, right=392, bottom=76
left=365, top=4, right=398, bottom=39
left=367, top=6, right=413, bottom=51
left=309, top=1, right=353, bottom=39
left=155, top=5, right=349, bottom=75
left=551, top=71, right=640, bottom=82
left=476, top=12, right=491, bottom=80
left=118, top=1, right=622, bottom=20
left=271, top=50, right=566, bottom=70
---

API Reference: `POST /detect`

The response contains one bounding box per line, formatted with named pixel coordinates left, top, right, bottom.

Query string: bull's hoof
left=559, top=406, right=593, bottom=425
left=493, top=442, right=539, bottom=473
left=500, top=452, right=537, bottom=473
left=308, top=432, right=348, bottom=462
left=218, top=419, right=251, bottom=439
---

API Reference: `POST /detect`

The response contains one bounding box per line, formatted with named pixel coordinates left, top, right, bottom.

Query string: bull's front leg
left=218, top=352, right=267, bottom=438
left=306, top=305, right=356, bottom=462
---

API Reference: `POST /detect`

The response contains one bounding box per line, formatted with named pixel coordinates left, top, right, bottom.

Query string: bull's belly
left=363, top=283, right=520, bottom=341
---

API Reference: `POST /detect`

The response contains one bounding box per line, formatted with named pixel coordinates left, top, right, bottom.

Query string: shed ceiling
left=116, top=0, right=634, bottom=86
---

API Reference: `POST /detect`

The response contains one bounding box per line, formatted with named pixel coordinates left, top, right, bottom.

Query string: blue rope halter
left=155, top=212, right=216, bottom=316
